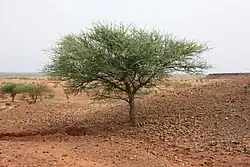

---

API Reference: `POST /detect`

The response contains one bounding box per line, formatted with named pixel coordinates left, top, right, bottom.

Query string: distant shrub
left=25, top=83, right=54, bottom=103
left=63, top=87, right=71, bottom=100
left=172, top=82, right=192, bottom=88
left=0, top=82, right=54, bottom=103
left=0, top=82, right=26, bottom=101
left=164, top=80, right=192, bottom=89
left=21, top=84, right=40, bottom=103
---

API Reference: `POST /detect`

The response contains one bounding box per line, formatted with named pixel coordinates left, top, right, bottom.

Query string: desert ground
left=0, top=76, right=249, bottom=167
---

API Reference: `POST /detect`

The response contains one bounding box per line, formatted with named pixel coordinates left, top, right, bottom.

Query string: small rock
left=209, top=141, right=217, bottom=146
left=184, top=147, right=191, bottom=151
left=232, top=141, right=240, bottom=145
left=129, top=156, right=135, bottom=160
left=150, top=151, right=157, bottom=155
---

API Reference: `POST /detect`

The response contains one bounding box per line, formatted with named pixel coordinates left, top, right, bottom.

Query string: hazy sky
left=1, top=0, right=250, bottom=73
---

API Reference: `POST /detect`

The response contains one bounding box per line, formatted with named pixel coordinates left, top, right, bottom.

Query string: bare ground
left=0, top=77, right=250, bottom=166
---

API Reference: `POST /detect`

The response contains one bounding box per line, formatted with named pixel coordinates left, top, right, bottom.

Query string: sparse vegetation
left=22, top=84, right=40, bottom=103
left=44, top=22, right=210, bottom=126
left=164, top=80, right=192, bottom=89
left=0, top=82, right=53, bottom=103
left=63, top=87, right=71, bottom=100
left=0, top=82, right=24, bottom=102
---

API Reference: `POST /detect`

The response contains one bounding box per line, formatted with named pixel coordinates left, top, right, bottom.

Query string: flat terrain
left=0, top=77, right=249, bottom=166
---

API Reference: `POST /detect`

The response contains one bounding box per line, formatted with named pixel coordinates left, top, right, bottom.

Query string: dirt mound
left=133, top=78, right=250, bottom=155
left=0, top=98, right=128, bottom=138
left=0, top=102, right=81, bottom=136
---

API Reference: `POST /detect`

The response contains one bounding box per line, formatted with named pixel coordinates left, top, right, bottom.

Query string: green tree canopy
left=44, top=22, right=211, bottom=126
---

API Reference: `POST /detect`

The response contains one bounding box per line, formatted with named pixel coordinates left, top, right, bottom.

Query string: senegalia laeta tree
left=43, top=22, right=211, bottom=126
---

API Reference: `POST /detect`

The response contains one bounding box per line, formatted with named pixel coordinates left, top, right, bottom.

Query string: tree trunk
left=128, top=94, right=138, bottom=126
left=34, top=94, right=38, bottom=103
left=11, top=94, right=16, bottom=102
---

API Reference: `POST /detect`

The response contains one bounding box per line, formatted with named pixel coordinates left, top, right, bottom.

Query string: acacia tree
left=44, top=22, right=211, bottom=126
left=0, top=82, right=26, bottom=102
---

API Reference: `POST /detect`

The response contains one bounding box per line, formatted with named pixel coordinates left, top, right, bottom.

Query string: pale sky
left=1, top=0, right=250, bottom=73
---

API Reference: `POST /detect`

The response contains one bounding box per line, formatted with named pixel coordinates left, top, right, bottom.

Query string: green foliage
left=0, top=82, right=53, bottom=103
left=23, top=83, right=53, bottom=103
left=0, top=82, right=22, bottom=101
left=44, top=22, right=211, bottom=125
left=23, top=84, right=40, bottom=102
left=0, top=82, right=18, bottom=94
left=44, top=22, right=210, bottom=96
left=13, top=83, right=29, bottom=93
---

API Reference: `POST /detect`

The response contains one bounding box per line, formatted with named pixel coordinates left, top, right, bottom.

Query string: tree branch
left=96, top=94, right=129, bottom=102
left=97, top=75, right=127, bottom=92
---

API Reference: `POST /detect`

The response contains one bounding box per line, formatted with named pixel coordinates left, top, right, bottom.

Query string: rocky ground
left=0, top=77, right=249, bottom=166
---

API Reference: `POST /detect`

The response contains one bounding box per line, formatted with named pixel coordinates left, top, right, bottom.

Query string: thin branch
left=97, top=94, right=129, bottom=102
left=97, top=75, right=126, bottom=92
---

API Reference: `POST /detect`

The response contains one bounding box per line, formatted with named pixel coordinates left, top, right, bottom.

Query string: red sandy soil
left=0, top=77, right=249, bottom=166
